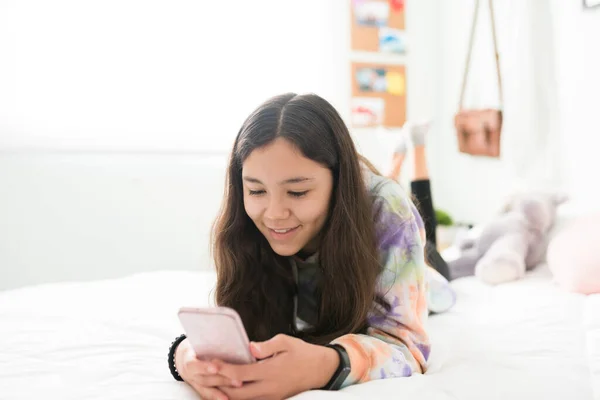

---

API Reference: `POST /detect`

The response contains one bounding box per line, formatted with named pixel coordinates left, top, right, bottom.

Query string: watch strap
left=322, top=344, right=351, bottom=390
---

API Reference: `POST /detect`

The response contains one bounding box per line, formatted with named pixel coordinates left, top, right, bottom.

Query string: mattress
left=1, top=266, right=598, bottom=400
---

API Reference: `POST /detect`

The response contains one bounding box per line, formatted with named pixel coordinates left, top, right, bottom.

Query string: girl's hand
left=175, top=338, right=242, bottom=400
left=215, top=334, right=340, bottom=400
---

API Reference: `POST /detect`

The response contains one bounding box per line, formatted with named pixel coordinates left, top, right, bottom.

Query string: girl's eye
left=289, top=191, right=308, bottom=198
left=248, top=190, right=265, bottom=196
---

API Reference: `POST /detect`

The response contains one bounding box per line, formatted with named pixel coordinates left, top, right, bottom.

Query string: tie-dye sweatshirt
left=293, top=169, right=446, bottom=388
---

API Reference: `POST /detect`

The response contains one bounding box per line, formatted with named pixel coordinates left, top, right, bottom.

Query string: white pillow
left=547, top=212, right=600, bottom=294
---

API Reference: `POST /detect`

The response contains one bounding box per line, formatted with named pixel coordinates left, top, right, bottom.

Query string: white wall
left=0, top=0, right=347, bottom=152
left=11, top=0, right=598, bottom=290
left=0, top=0, right=439, bottom=290
left=429, top=0, right=600, bottom=224
left=0, top=0, right=348, bottom=289
left=552, top=1, right=600, bottom=208
left=0, top=153, right=227, bottom=290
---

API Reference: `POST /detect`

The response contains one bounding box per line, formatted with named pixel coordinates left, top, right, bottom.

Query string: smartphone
left=177, top=306, right=256, bottom=364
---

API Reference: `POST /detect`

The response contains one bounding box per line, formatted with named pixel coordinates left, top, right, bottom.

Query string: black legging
left=411, top=179, right=452, bottom=281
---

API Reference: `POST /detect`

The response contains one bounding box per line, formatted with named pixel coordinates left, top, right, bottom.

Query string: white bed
left=1, top=265, right=599, bottom=400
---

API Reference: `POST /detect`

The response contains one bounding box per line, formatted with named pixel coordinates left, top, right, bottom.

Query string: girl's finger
left=189, top=381, right=229, bottom=400
left=183, top=352, right=219, bottom=375
left=213, top=358, right=269, bottom=383
left=194, top=374, right=242, bottom=388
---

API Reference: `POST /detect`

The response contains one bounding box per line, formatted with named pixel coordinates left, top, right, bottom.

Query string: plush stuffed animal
left=447, top=192, right=567, bottom=285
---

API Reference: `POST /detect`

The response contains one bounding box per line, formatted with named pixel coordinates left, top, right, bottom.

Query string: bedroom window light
left=0, top=0, right=340, bottom=153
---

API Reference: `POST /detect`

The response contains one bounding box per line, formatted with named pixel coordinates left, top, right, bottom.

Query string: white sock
left=409, top=121, right=431, bottom=147
left=394, top=121, right=431, bottom=155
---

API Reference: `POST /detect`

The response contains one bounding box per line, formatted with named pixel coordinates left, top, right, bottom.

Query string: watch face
left=339, top=364, right=351, bottom=379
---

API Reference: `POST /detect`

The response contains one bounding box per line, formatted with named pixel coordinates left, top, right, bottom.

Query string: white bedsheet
left=1, top=266, right=598, bottom=400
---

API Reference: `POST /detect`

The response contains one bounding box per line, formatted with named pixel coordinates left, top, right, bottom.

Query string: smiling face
left=242, top=137, right=334, bottom=257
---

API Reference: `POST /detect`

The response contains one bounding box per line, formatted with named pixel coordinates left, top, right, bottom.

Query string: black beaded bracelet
left=168, top=334, right=187, bottom=381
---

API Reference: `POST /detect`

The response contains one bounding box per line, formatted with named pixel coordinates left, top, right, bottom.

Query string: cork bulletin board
left=350, top=63, right=406, bottom=128
left=350, top=0, right=405, bottom=53
left=349, top=0, right=407, bottom=128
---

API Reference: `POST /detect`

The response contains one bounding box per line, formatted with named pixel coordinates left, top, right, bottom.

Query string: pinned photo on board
left=356, top=67, right=387, bottom=92
left=354, top=1, right=390, bottom=27
left=379, top=27, right=407, bottom=54
left=385, top=70, right=405, bottom=96
left=351, top=97, right=385, bottom=127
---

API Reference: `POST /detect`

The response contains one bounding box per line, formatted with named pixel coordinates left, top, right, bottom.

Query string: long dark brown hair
left=213, top=93, right=381, bottom=345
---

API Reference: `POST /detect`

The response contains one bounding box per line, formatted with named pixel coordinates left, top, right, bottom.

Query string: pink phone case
left=177, top=306, right=256, bottom=364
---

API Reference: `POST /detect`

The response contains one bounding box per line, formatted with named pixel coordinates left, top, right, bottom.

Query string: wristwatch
left=322, top=344, right=351, bottom=391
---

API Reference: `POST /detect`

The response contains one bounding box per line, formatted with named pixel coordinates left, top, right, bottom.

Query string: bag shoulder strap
left=458, top=0, right=503, bottom=110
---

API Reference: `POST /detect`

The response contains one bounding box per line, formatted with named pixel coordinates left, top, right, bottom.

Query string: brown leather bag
left=454, top=0, right=503, bottom=158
